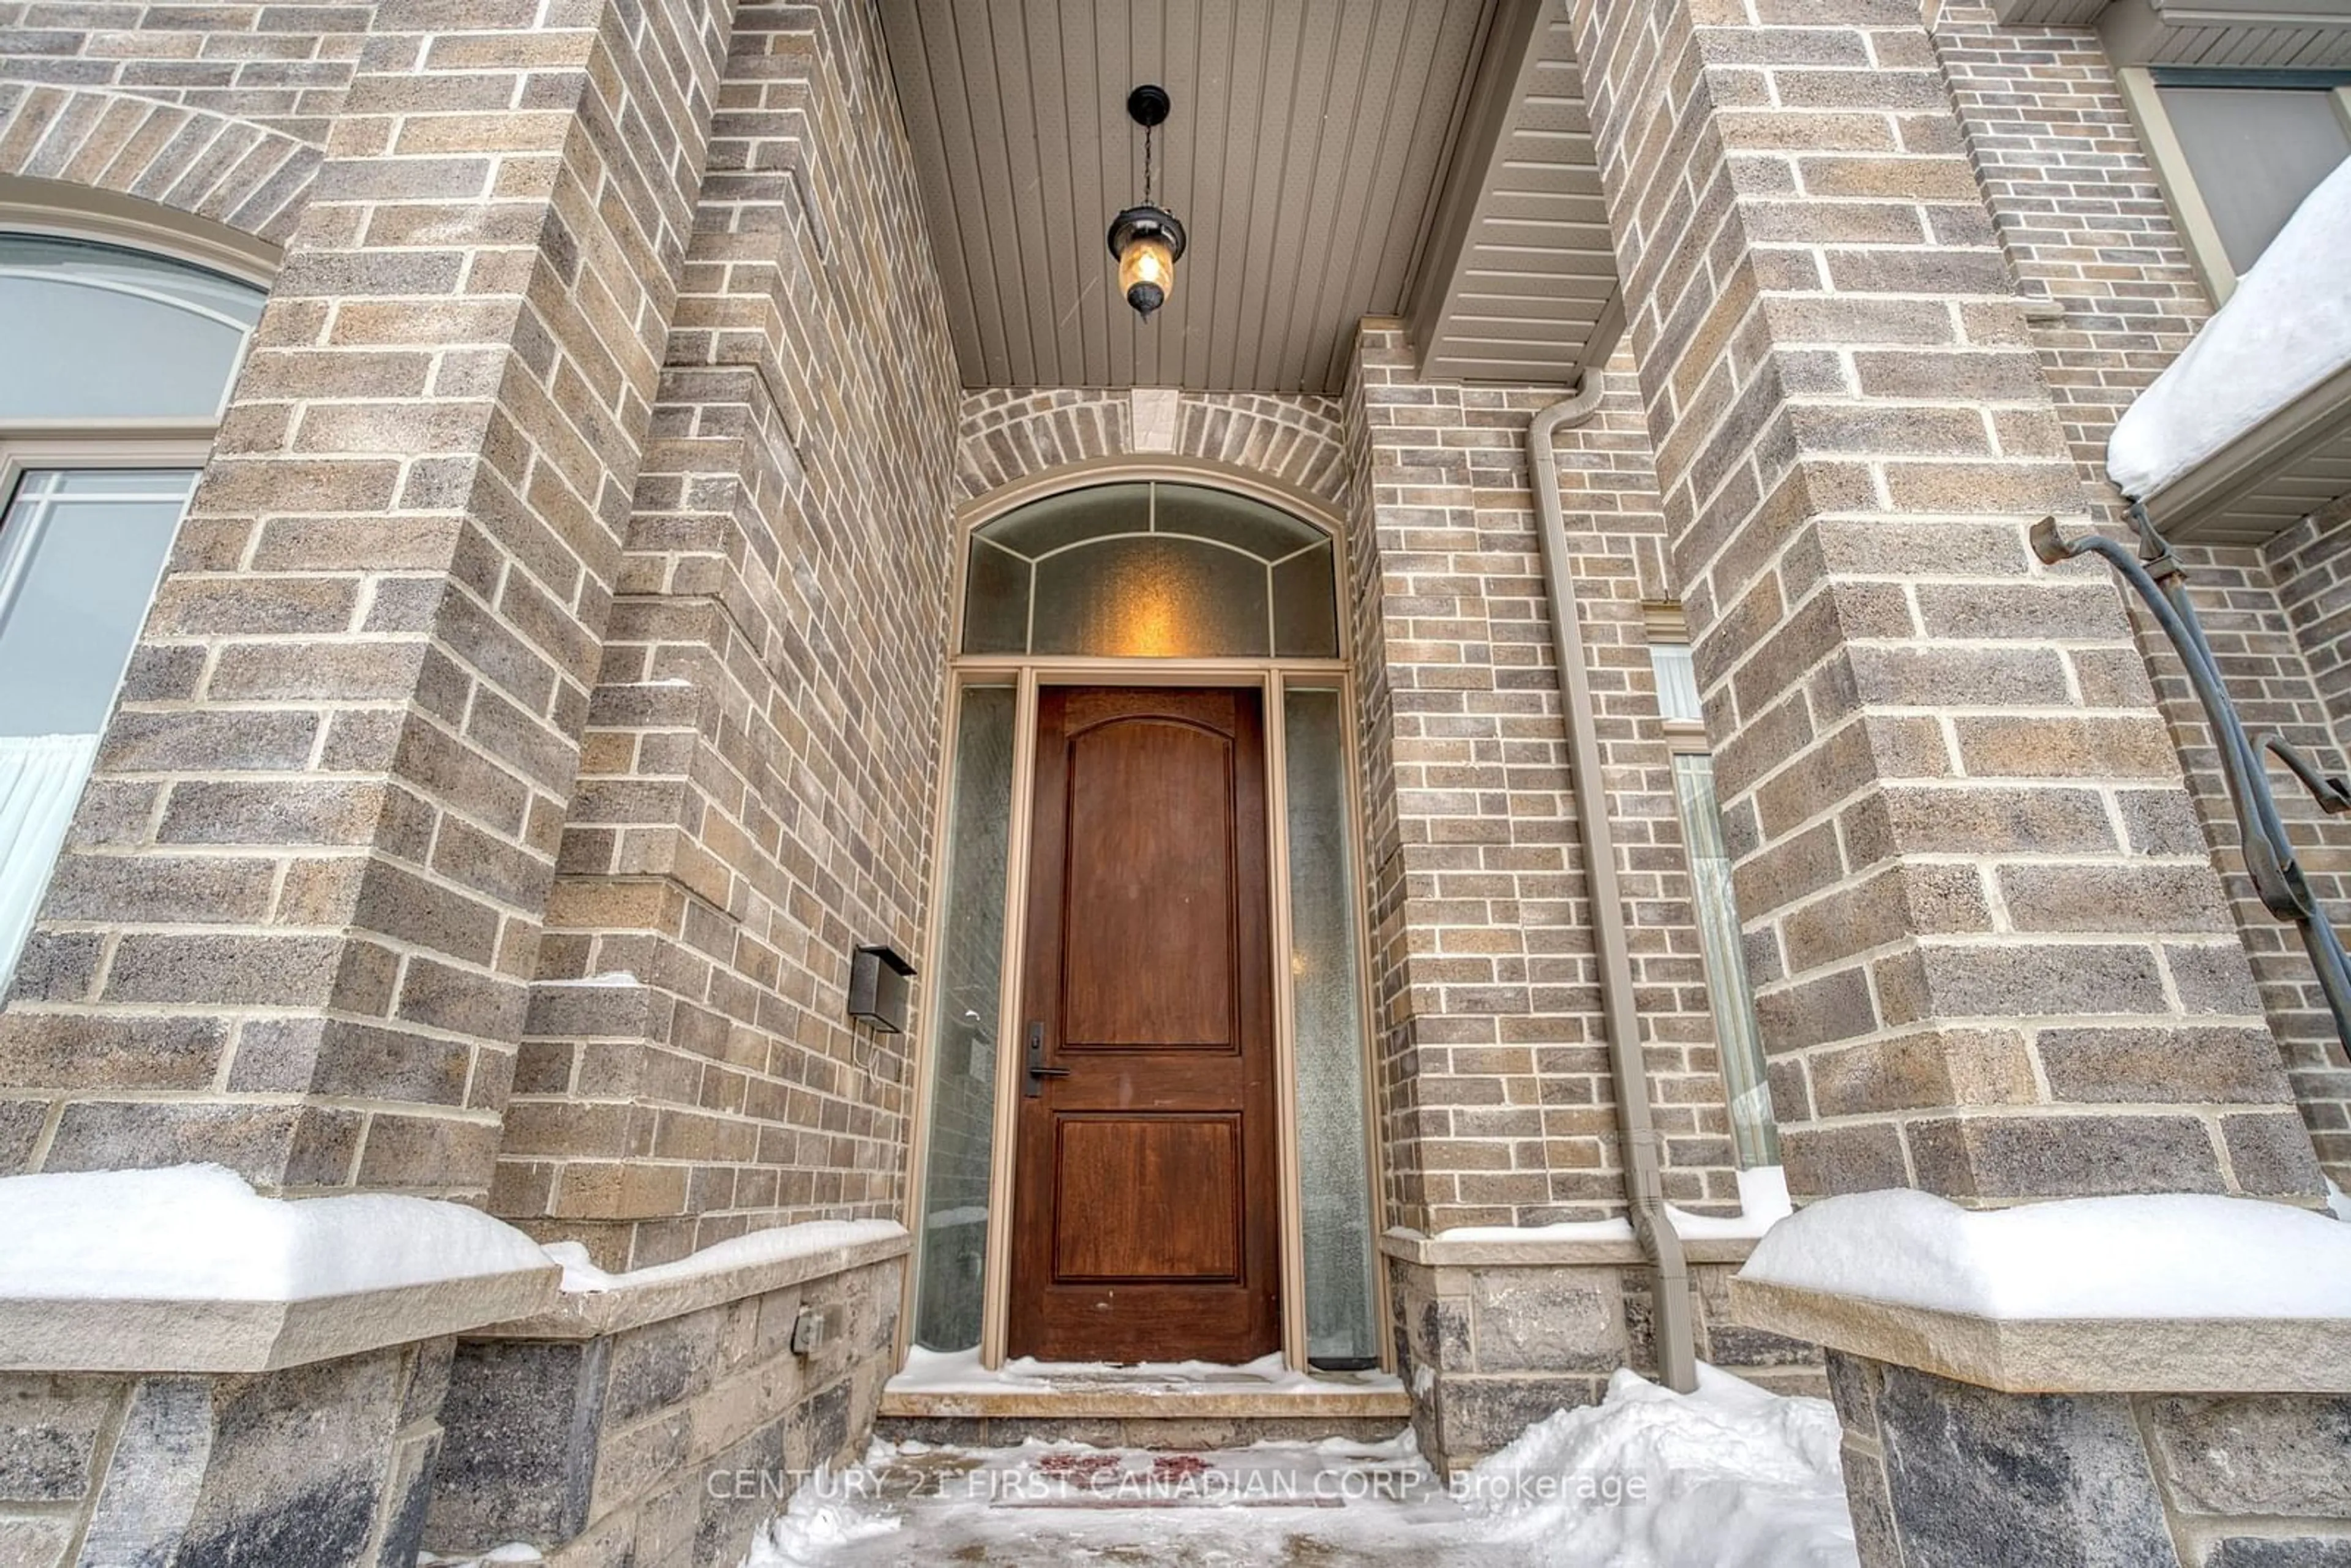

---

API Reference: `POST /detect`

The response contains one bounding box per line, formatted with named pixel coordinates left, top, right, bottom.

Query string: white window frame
left=0, top=179, right=276, bottom=298
left=0, top=437, right=216, bottom=692
left=0, top=436, right=219, bottom=496
left=0, top=206, right=271, bottom=993
left=0, top=201, right=274, bottom=696
left=2115, top=65, right=2351, bottom=306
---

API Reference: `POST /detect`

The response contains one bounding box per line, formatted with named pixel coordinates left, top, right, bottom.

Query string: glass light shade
left=1118, top=235, right=1175, bottom=317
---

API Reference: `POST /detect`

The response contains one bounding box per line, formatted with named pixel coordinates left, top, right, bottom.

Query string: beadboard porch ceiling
left=877, top=0, right=1620, bottom=395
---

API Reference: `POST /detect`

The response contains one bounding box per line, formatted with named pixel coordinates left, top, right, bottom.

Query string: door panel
left=1061, top=715, right=1235, bottom=1046
left=1051, top=1116, right=1242, bottom=1281
left=1009, top=686, right=1280, bottom=1364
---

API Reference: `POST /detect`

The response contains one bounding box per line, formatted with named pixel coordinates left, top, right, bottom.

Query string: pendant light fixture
left=1108, top=84, right=1185, bottom=320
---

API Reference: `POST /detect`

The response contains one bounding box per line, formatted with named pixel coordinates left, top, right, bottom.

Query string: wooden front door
left=1008, top=686, right=1280, bottom=1364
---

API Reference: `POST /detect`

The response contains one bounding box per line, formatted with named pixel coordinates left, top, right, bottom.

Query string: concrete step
left=877, top=1370, right=1412, bottom=1449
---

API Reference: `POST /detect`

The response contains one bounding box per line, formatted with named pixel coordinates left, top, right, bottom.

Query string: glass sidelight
left=909, top=481, right=1383, bottom=1371
left=910, top=683, right=1017, bottom=1351
left=1282, top=685, right=1379, bottom=1367
left=1673, top=751, right=1780, bottom=1168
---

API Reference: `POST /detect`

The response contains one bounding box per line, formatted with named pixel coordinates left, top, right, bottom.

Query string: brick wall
left=1, top=0, right=743, bottom=1198
left=0, top=2, right=359, bottom=249
left=1933, top=1, right=2351, bottom=1188
left=491, top=0, right=966, bottom=1269
left=1346, top=326, right=1741, bottom=1234
left=1563, top=0, right=2320, bottom=1206
left=2270, top=508, right=2351, bottom=746
left=0, top=2, right=365, bottom=144
left=2263, top=506, right=2351, bottom=1182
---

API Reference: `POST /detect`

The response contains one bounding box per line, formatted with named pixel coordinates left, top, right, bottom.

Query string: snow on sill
left=0, top=1163, right=552, bottom=1304
left=1679, top=1165, right=1792, bottom=1240
left=1740, top=1188, right=2351, bottom=1321
left=1424, top=1165, right=1791, bottom=1246
left=540, top=971, right=642, bottom=988
left=887, top=1346, right=1404, bottom=1397
left=544, top=1218, right=906, bottom=1294
left=2108, top=155, right=2351, bottom=501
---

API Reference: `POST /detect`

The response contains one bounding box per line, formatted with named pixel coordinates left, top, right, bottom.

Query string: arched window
left=0, top=234, right=263, bottom=420
left=961, top=481, right=1339, bottom=658
left=0, top=232, right=266, bottom=991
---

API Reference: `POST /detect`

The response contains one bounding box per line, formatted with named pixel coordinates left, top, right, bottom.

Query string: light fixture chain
left=1144, top=120, right=1155, bottom=207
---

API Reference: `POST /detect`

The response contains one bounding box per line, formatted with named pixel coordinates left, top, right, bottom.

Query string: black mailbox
left=847, top=944, right=915, bottom=1034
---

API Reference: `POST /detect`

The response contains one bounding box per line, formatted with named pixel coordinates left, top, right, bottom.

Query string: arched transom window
left=961, top=481, right=1339, bottom=659
left=0, top=233, right=264, bottom=421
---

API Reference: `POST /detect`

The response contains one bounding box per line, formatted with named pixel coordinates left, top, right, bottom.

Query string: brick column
left=1343, top=331, right=1622, bottom=1237
left=1344, top=326, right=1749, bottom=1235
left=1563, top=0, right=2322, bottom=1206
left=0, top=0, right=732, bottom=1196
left=492, top=1, right=967, bottom=1269
left=1929, top=1, right=2351, bottom=1194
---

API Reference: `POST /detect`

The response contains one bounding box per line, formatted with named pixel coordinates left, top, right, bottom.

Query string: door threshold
left=883, top=1348, right=1409, bottom=1420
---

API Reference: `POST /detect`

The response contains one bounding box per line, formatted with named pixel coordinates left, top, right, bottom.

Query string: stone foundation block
left=0, top=1340, right=450, bottom=1568
left=429, top=1254, right=903, bottom=1568
left=1828, top=1352, right=2351, bottom=1568
left=1384, top=1247, right=1821, bottom=1473
left=1872, top=1359, right=2175, bottom=1567
left=2208, top=1542, right=2351, bottom=1567
left=2141, top=1395, right=2351, bottom=1519
left=429, top=1339, right=610, bottom=1545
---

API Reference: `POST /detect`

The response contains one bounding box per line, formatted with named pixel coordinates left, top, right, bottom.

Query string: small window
left=2158, top=81, right=2351, bottom=275
left=1673, top=751, right=1779, bottom=1169
left=1652, top=629, right=1778, bottom=1169
left=2122, top=69, right=2351, bottom=299
left=1649, top=641, right=1702, bottom=726
left=962, top=481, right=1338, bottom=659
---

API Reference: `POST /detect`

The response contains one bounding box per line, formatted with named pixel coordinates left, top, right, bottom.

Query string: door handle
left=1023, top=1021, right=1070, bottom=1098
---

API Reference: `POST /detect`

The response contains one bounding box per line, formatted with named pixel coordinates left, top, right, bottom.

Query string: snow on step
left=748, top=1367, right=1856, bottom=1567
left=884, top=1345, right=1401, bottom=1397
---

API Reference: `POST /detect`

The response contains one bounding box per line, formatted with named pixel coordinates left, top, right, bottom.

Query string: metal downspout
left=1527, top=381, right=1700, bottom=1394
